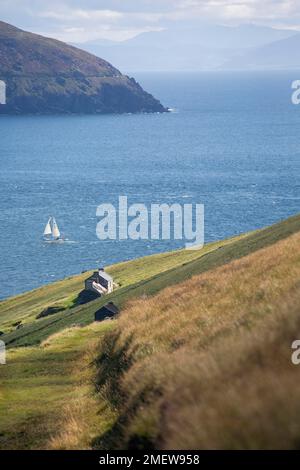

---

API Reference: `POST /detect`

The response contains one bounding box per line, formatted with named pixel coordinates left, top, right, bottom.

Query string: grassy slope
left=0, top=237, right=241, bottom=344
left=0, top=213, right=300, bottom=450
left=94, top=228, right=300, bottom=450
left=1, top=212, right=300, bottom=348
left=0, top=244, right=219, bottom=333
left=0, top=322, right=115, bottom=450
left=0, top=270, right=94, bottom=332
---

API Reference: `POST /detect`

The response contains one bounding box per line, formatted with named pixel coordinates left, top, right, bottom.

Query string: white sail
left=52, top=218, right=60, bottom=239
left=43, top=218, right=52, bottom=236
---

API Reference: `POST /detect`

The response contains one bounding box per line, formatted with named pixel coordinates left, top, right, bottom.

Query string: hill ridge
left=1, top=213, right=300, bottom=450
left=0, top=21, right=166, bottom=114
left=1, top=213, right=299, bottom=348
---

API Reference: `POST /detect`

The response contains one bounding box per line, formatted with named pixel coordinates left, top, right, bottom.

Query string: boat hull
left=43, top=238, right=64, bottom=244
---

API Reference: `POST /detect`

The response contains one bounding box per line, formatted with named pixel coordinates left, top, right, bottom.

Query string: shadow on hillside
left=91, top=329, right=161, bottom=450
left=36, top=289, right=99, bottom=320
left=72, top=289, right=100, bottom=306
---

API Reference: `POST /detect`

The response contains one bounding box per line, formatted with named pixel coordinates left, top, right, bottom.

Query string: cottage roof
left=97, top=302, right=119, bottom=315
left=98, top=270, right=113, bottom=282
left=86, top=272, right=99, bottom=282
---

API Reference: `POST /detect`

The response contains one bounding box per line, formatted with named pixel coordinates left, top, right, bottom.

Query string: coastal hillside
left=0, top=213, right=300, bottom=449
left=1, top=213, right=300, bottom=349
left=0, top=21, right=166, bottom=114
left=95, top=225, right=300, bottom=449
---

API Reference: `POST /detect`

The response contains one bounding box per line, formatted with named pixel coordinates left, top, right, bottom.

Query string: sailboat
left=43, top=217, right=63, bottom=242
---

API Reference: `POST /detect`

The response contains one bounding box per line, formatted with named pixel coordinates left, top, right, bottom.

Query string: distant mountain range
left=75, top=23, right=300, bottom=72
left=224, top=33, right=300, bottom=70
left=0, top=21, right=166, bottom=114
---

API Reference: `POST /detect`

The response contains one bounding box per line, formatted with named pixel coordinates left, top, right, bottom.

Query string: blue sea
left=0, top=72, right=300, bottom=299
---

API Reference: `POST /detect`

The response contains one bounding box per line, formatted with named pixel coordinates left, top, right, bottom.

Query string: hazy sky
left=1, top=0, right=300, bottom=43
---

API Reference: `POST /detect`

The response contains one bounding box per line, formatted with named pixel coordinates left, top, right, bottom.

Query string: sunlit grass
left=95, top=230, right=300, bottom=449
left=1, top=213, right=300, bottom=449
left=0, top=321, right=116, bottom=449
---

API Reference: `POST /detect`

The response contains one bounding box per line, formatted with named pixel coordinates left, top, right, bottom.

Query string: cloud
left=1, top=0, right=300, bottom=43
left=39, top=8, right=123, bottom=22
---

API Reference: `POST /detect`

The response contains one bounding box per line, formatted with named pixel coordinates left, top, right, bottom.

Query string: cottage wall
left=85, top=270, right=114, bottom=295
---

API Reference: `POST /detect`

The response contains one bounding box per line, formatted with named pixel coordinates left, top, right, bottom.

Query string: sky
left=1, top=0, right=300, bottom=43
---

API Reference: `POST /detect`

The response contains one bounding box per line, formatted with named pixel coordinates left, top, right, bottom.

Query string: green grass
left=0, top=270, right=94, bottom=332
left=1, top=212, right=300, bottom=348
left=0, top=322, right=115, bottom=450
left=0, top=243, right=219, bottom=333
left=0, top=212, right=300, bottom=450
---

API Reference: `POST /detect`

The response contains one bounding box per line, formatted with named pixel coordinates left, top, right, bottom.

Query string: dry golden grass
left=96, top=231, right=300, bottom=449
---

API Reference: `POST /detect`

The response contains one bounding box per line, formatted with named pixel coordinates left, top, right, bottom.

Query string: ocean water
left=0, top=71, right=299, bottom=299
